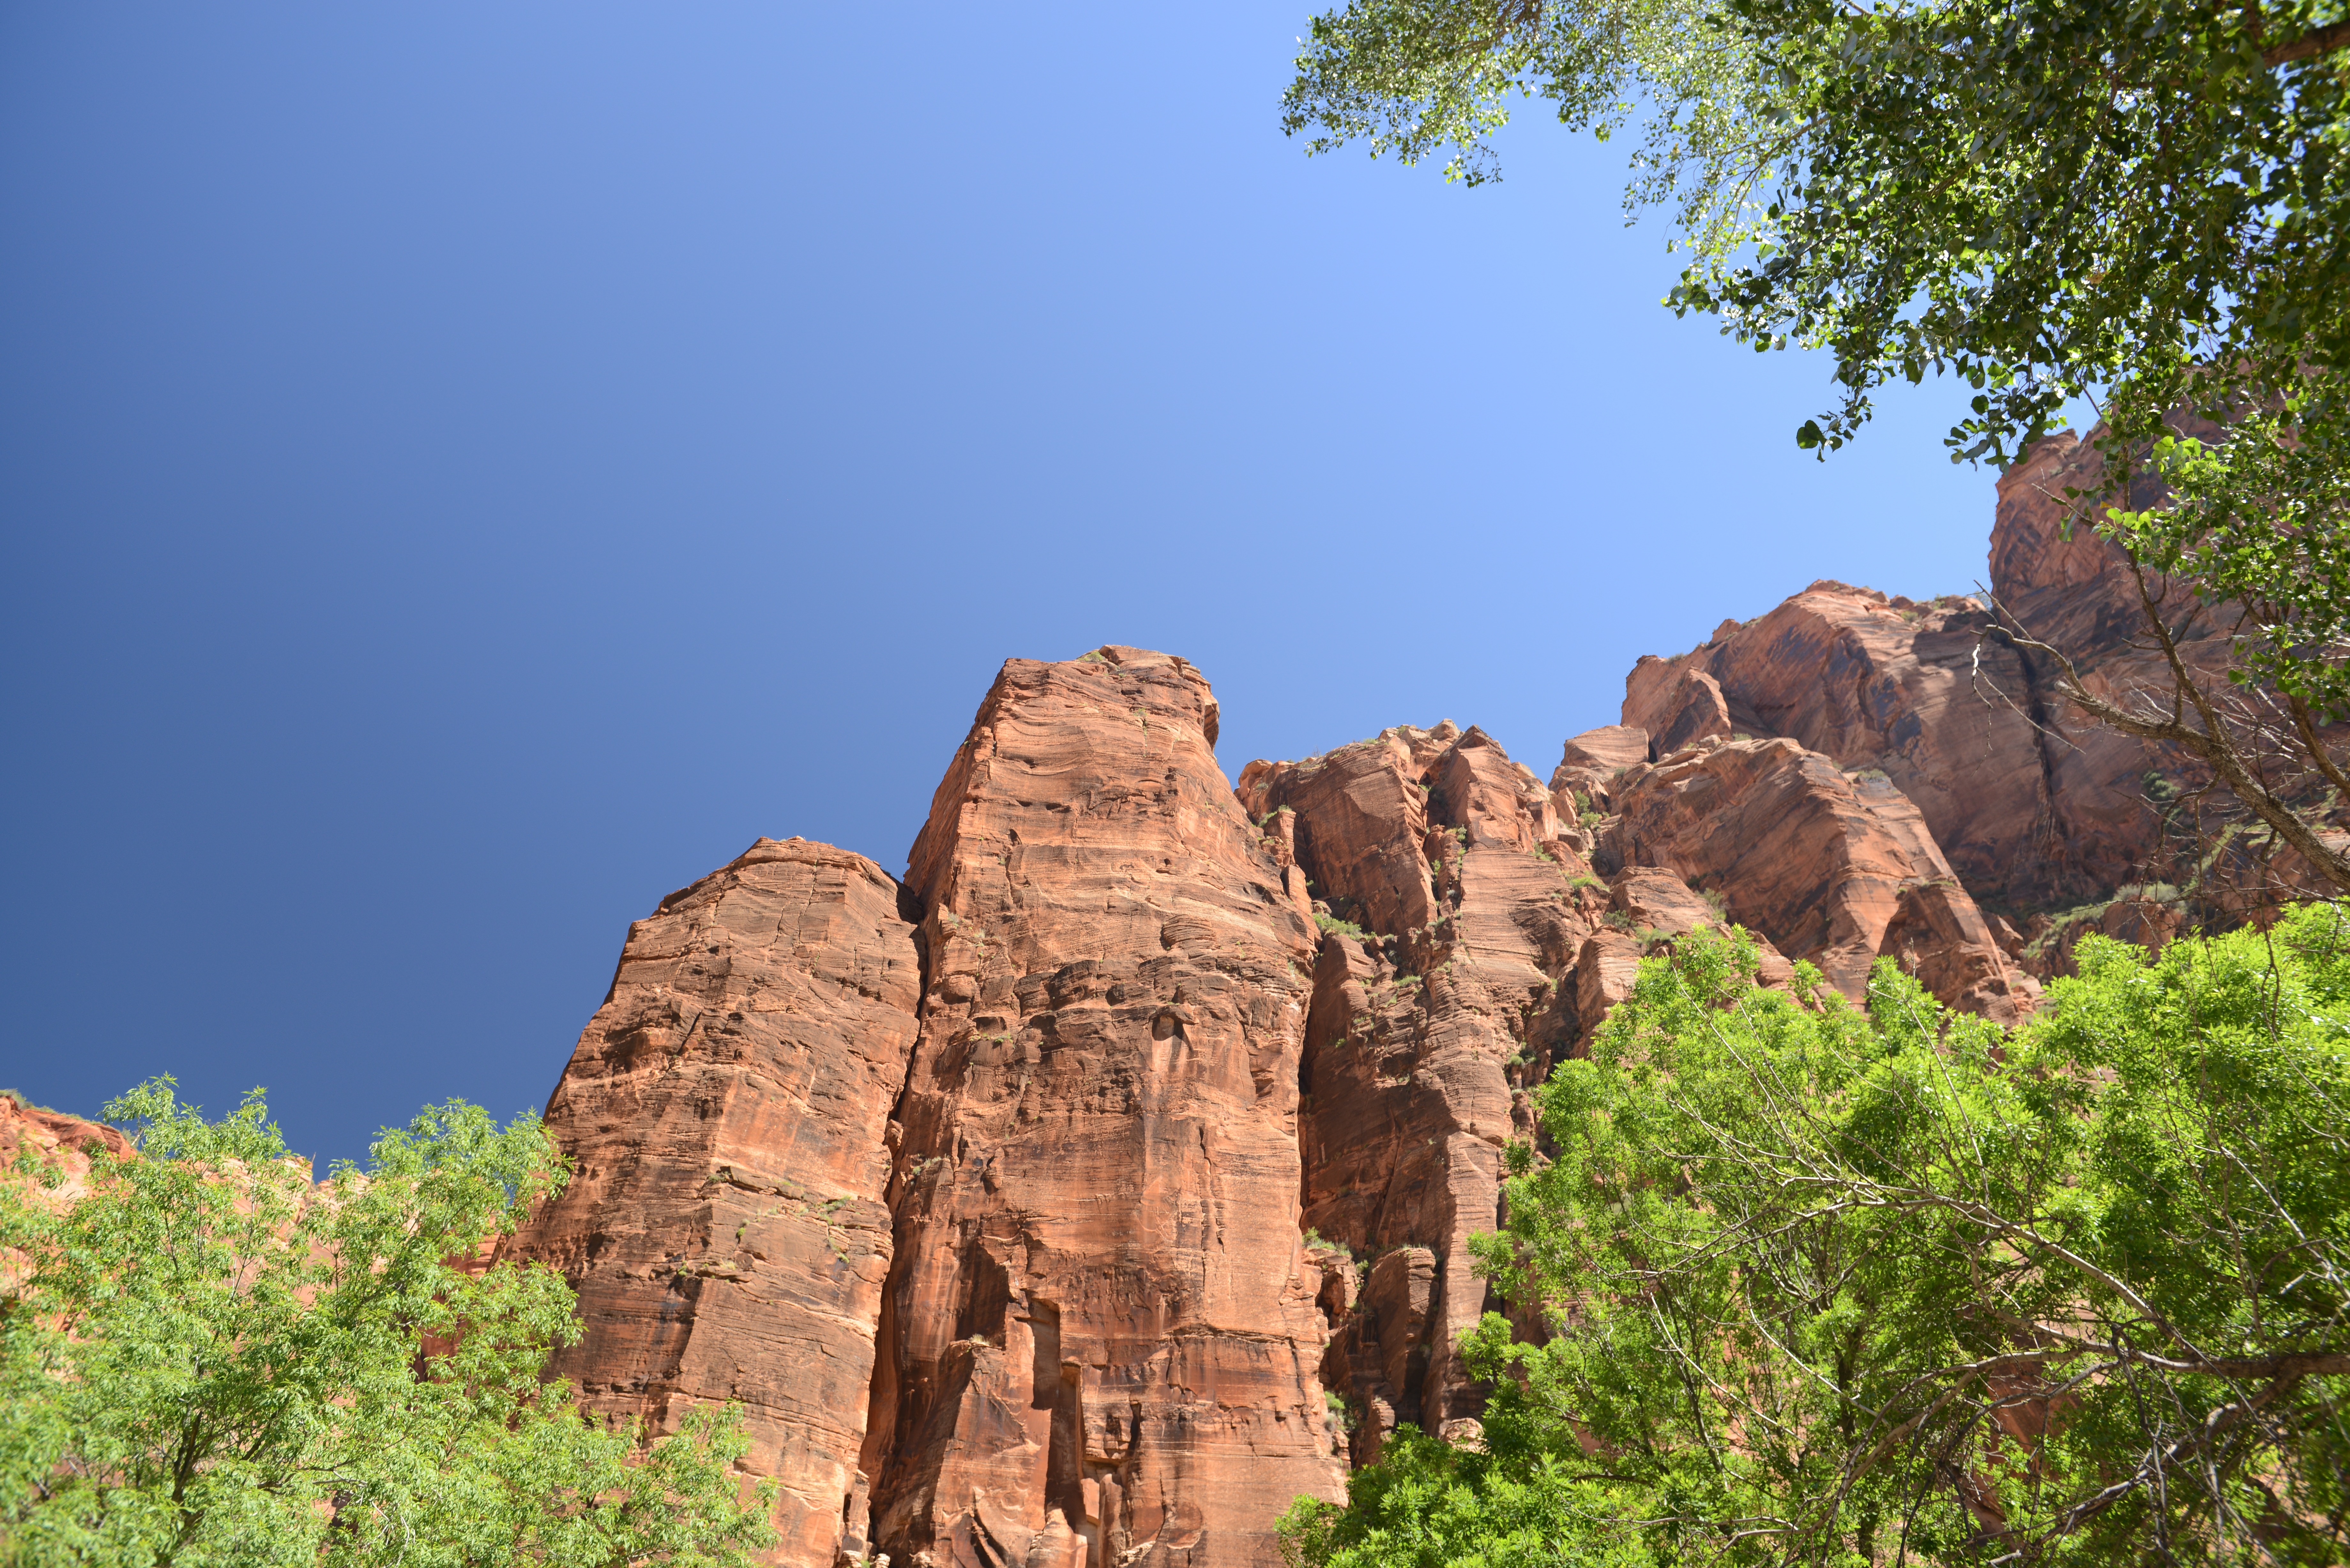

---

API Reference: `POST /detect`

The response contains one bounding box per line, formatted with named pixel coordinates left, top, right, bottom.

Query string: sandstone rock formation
left=1619, top=585, right=2068, bottom=906
left=1549, top=725, right=1649, bottom=814
left=0, top=1093, right=131, bottom=1200
left=502, top=437, right=2321, bottom=1566
left=1239, top=723, right=1587, bottom=1462
left=501, top=838, right=923, bottom=1568
left=511, top=635, right=2063, bottom=1567
left=1608, top=427, right=2342, bottom=972
left=866, top=645, right=1343, bottom=1568
left=1602, top=737, right=2034, bottom=1022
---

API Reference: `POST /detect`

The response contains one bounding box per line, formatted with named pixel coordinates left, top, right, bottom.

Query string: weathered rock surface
left=1247, top=725, right=1587, bottom=1459
left=1611, top=431, right=2323, bottom=925
left=1605, top=737, right=2035, bottom=1022
left=1624, top=665, right=1732, bottom=760
left=869, top=646, right=1342, bottom=1568
left=0, top=1094, right=130, bottom=1200
left=1621, top=584, right=2070, bottom=907
left=1549, top=725, right=1649, bottom=814
left=501, top=838, right=923, bottom=1568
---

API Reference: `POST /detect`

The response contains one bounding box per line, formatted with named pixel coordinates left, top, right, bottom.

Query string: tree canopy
left=0, top=1082, right=776, bottom=1568
left=1283, top=0, right=2348, bottom=458
left=1282, top=917, right=2350, bottom=1565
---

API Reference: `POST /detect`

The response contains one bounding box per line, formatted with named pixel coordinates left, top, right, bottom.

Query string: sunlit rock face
left=500, top=837, right=922, bottom=1568
left=512, top=449, right=2310, bottom=1566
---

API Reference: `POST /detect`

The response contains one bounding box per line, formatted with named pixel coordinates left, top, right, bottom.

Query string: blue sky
left=4, top=3, right=2005, bottom=1164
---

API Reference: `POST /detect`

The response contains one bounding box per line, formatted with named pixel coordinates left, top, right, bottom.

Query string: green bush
left=0, top=1082, right=777, bottom=1568
left=1284, top=912, right=2350, bottom=1567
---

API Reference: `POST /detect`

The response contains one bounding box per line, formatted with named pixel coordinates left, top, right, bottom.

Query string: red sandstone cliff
left=0, top=1094, right=131, bottom=1199
left=501, top=448, right=2309, bottom=1566
left=1235, top=723, right=1582, bottom=1462
left=502, top=838, right=923, bottom=1568
left=866, top=646, right=1342, bottom=1568
left=1615, top=428, right=2340, bottom=966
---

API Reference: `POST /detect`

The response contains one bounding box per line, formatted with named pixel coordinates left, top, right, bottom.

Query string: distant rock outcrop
left=0, top=1094, right=130, bottom=1200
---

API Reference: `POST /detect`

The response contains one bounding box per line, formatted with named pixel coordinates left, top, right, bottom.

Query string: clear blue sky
left=3, top=3, right=2004, bottom=1164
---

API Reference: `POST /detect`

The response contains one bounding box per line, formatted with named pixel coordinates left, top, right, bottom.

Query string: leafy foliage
left=1283, top=0, right=2350, bottom=890
left=2108, top=378, right=2350, bottom=731
left=1285, top=0, right=2349, bottom=457
left=0, top=1081, right=777, bottom=1568
left=1284, top=917, right=2350, bottom=1565
left=1280, top=0, right=1777, bottom=258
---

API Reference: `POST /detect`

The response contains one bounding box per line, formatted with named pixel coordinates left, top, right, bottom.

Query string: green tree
left=1284, top=0, right=2350, bottom=892
left=1283, top=919, right=2350, bottom=1565
left=0, top=1081, right=777, bottom=1568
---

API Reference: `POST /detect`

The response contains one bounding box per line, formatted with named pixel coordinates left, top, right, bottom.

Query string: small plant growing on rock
left=1314, top=912, right=1368, bottom=940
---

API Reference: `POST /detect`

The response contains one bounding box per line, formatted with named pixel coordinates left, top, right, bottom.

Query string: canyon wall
left=866, top=646, right=1341, bottom=1568
left=502, top=461, right=2318, bottom=1566
left=501, top=838, right=922, bottom=1568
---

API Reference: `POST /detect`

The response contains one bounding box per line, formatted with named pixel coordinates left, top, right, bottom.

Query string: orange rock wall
left=508, top=438, right=2303, bottom=1568
left=502, top=838, right=923, bottom=1568
left=868, top=646, right=1342, bottom=1568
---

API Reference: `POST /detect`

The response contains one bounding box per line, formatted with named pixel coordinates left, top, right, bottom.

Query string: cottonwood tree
left=1284, top=0, right=2350, bottom=893
left=0, top=1082, right=776, bottom=1568
left=1282, top=921, right=2350, bottom=1565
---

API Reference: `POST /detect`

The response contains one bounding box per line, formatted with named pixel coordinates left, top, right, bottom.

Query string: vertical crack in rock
left=502, top=838, right=924, bottom=1568
left=864, top=645, right=1342, bottom=1568
left=1239, top=723, right=1589, bottom=1464
left=1244, top=718, right=2037, bottom=1467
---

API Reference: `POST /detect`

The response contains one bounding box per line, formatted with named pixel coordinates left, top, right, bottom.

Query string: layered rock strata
left=1228, top=715, right=2030, bottom=1465
left=1600, top=737, right=2034, bottom=1023
left=1614, top=428, right=2343, bottom=964
left=1238, top=724, right=1580, bottom=1462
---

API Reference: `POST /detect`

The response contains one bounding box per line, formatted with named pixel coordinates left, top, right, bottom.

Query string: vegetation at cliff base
left=1281, top=916, right=2350, bottom=1565
left=0, top=1082, right=776, bottom=1568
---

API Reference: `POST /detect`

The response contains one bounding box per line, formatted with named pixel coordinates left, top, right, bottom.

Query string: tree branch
left=2263, top=17, right=2350, bottom=65
left=1988, top=572, right=2350, bottom=895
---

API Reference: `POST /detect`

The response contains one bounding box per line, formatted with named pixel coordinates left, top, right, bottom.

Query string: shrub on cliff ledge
left=0, top=1082, right=776, bottom=1568
left=1283, top=914, right=2350, bottom=1566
